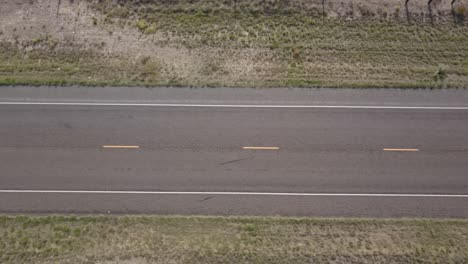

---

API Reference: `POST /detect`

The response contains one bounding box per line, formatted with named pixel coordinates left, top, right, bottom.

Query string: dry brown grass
left=1, top=215, right=468, bottom=263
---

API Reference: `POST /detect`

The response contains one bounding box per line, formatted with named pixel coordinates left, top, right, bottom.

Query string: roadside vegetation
left=0, top=0, right=467, bottom=88
left=1, top=215, right=467, bottom=263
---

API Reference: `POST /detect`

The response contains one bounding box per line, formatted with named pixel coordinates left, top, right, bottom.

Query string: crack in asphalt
left=219, top=157, right=251, bottom=165
left=197, top=196, right=215, bottom=202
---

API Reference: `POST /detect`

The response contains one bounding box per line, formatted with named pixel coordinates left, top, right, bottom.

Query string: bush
left=139, top=60, right=161, bottom=82
left=106, top=6, right=130, bottom=19
left=136, top=20, right=149, bottom=31
left=433, top=67, right=447, bottom=83
left=455, top=5, right=466, bottom=23
left=144, top=24, right=158, bottom=34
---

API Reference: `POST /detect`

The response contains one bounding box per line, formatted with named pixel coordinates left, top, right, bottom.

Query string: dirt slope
left=0, top=0, right=467, bottom=88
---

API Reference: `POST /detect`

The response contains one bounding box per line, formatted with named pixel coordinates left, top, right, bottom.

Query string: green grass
left=1, top=0, right=467, bottom=88
left=0, top=44, right=167, bottom=87
left=1, top=215, right=468, bottom=263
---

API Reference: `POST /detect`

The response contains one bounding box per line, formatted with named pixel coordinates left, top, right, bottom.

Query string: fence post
left=322, top=0, right=326, bottom=20
left=451, top=0, right=457, bottom=25
left=56, top=0, right=62, bottom=18
left=428, top=0, right=434, bottom=25
left=405, top=0, right=411, bottom=23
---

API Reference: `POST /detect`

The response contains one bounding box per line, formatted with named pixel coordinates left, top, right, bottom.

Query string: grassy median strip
left=0, top=215, right=467, bottom=263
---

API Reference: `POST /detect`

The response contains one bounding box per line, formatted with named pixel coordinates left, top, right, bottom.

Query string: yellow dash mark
left=102, top=145, right=140, bottom=149
left=383, top=148, right=419, bottom=152
left=243, top=146, right=280, bottom=150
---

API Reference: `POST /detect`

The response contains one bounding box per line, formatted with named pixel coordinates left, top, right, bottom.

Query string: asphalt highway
left=0, top=87, right=467, bottom=217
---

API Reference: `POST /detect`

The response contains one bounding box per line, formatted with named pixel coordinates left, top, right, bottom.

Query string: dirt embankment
left=1, top=0, right=465, bottom=53
left=0, top=0, right=467, bottom=88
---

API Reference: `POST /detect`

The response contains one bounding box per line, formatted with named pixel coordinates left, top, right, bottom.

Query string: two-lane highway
left=0, top=86, right=467, bottom=217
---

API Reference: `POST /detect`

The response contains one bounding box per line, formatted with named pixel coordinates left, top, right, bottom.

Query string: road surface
left=0, top=86, right=467, bottom=217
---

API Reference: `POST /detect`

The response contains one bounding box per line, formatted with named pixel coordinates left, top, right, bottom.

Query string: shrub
left=455, top=5, right=466, bottom=23
left=144, top=24, right=158, bottom=34
left=136, top=20, right=149, bottom=31
left=106, top=6, right=130, bottom=19
left=201, top=60, right=224, bottom=75
left=433, top=67, right=447, bottom=83
left=31, top=37, right=42, bottom=45
left=139, top=60, right=161, bottom=82
left=292, top=47, right=301, bottom=60
left=140, top=56, right=150, bottom=65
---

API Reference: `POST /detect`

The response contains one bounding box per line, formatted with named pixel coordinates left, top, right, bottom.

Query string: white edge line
left=1, top=102, right=468, bottom=110
left=0, top=190, right=467, bottom=198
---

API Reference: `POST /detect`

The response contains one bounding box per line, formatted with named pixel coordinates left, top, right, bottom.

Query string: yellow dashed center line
left=383, top=148, right=419, bottom=152
left=243, top=146, right=279, bottom=150
left=102, top=145, right=140, bottom=149
left=99, top=146, right=421, bottom=151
